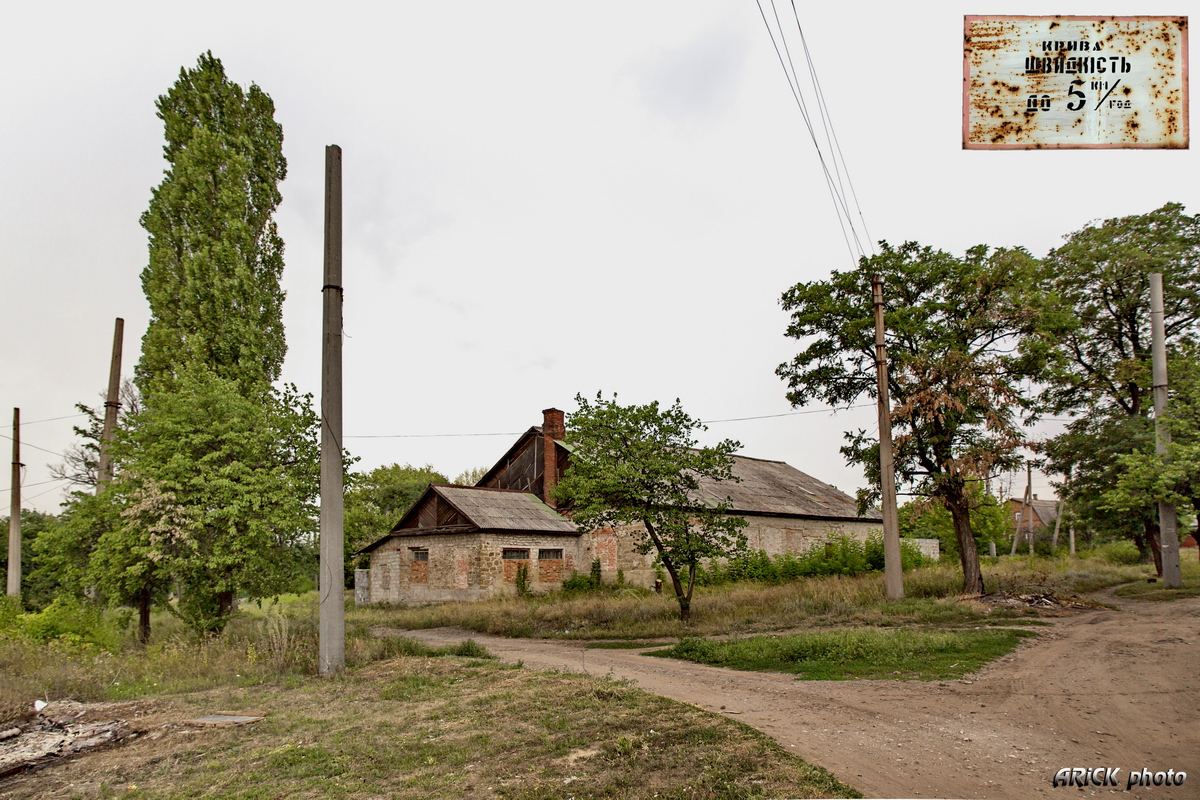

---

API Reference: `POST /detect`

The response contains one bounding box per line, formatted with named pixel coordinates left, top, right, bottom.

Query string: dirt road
left=395, top=591, right=1198, bottom=800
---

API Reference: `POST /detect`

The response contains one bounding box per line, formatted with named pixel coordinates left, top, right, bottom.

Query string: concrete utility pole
left=1149, top=273, right=1183, bottom=588
left=871, top=275, right=904, bottom=600
left=96, top=318, right=124, bottom=488
left=319, top=144, right=346, bottom=674
left=8, top=409, right=21, bottom=599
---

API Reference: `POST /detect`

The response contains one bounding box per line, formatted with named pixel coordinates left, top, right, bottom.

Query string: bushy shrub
left=694, top=535, right=926, bottom=587
left=18, top=596, right=127, bottom=650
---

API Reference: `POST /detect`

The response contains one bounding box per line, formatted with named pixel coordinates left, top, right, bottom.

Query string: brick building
left=358, top=408, right=885, bottom=604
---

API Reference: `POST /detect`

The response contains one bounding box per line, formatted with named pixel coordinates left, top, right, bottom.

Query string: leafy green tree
left=136, top=51, right=287, bottom=395
left=1041, top=204, right=1200, bottom=570
left=1, top=509, right=59, bottom=610
left=344, top=463, right=449, bottom=578
left=552, top=393, right=747, bottom=622
left=111, top=364, right=320, bottom=635
left=452, top=466, right=490, bottom=486
left=777, top=241, right=1068, bottom=595
left=897, top=487, right=1009, bottom=561
left=1096, top=347, right=1200, bottom=548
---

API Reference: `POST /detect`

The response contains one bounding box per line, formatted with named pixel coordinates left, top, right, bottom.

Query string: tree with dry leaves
left=778, top=241, right=1071, bottom=594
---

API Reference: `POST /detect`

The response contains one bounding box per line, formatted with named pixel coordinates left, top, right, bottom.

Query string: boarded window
left=502, top=548, right=530, bottom=560
left=537, top=549, right=565, bottom=583
left=410, top=548, right=429, bottom=583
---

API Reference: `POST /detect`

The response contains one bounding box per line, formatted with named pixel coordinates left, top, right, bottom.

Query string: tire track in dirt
left=389, top=593, right=1199, bottom=799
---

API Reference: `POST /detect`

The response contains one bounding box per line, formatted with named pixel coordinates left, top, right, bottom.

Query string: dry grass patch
left=356, top=556, right=1147, bottom=640
left=2, top=656, right=858, bottom=800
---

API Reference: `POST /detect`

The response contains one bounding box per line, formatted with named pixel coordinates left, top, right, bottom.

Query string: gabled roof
left=693, top=455, right=881, bottom=521
left=356, top=483, right=576, bottom=555
left=1010, top=498, right=1059, bottom=527
left=431, top=485, right=576, bottom=533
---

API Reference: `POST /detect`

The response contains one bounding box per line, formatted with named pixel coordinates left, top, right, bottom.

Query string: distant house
left=357, top=408, right=886, bottom=604
left=1006, top=496, right=1060, bottom=539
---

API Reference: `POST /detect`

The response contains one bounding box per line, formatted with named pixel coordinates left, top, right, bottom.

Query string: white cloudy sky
left=3, top=1, right=1196, bottom=515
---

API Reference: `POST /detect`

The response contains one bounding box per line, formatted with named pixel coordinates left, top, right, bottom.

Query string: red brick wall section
left=503, top=558, right=530, bottom=584
left=538, top=558, right=564, bottom=583
left=411, top=561, right=428, bottom=583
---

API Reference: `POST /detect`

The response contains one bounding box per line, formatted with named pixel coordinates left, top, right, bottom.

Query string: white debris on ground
left=0, top=701, right=130, bottom=780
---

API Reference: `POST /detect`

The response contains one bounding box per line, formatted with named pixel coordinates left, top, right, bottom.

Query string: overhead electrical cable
left=754, top=0, right=859, bottom=264
left=790, top=0, right=875, bottom=255
left=755, top=0, right=874, bottom=265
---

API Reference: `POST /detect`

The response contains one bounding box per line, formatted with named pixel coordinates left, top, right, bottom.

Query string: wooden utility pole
left=319, top=144, right=346, bottom=674
left=1012, top=466, right=1032, bottom=556
left=7, top=409, right=21, bottom=599
left=1149, top=273, right=1183, bottom=588
left=1051, top=499, right=1064, bottom=550
left=871, top=275, right=904, bottom=600
left=96, top=318, right=124, bottom=488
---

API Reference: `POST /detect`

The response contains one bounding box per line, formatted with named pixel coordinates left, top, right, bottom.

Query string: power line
left=754, top=0, right=872, bottom=265
left=0, top=433, right=62, bottom=457
left=18, top=412, right=90, bottom=426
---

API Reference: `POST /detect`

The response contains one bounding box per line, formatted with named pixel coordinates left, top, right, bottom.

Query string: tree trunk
left=945, top=490, right=985, bottom=595
left=1144, top=519, right=1163, bottom=577
left=137, top=587, right=152, bottom=646
left=217, top=589, right=236, bottom=621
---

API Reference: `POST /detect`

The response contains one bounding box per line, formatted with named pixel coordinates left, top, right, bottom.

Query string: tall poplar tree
left=136, top=51, right=287, bottom=394
left=88, top=53, right=318, bottom=636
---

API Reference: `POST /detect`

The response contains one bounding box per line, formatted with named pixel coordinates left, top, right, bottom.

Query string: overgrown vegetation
left=694, top=536, right=926, bottom=586
left=357, top=555, right=1158, bottom=640
left=651, top=628, right=1036, bottom=680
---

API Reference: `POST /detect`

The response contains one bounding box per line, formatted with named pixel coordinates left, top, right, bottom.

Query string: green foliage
left=1041, top=205, right=1200, bottom=562
left=451, top=465, right=490, bottom=486
left=16, top=596, right=127, bottom=650
left=898, top=490, right=1008, bottom=560
left=137, top=51, right=287, bottom=395
left=562, top=570, right=598, bottom=593
left=111, top=364, right=320, bottom=635
left=654, top=628, right=1035, bottom=680
left=344, top=463, right=449, bottom=576
left=589, top=556, right=602, bottom=586
left=514, top=563, right=531, bottom=596
left=694, top=537, right=925, bottom=587
left=777, top=241, right=1070, bottom=594
left=552, top=392, right=747, bottom=620
left=0, top=509, right=60, bottom=610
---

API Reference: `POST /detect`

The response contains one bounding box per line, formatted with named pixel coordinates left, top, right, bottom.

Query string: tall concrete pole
left=872, top=275, right=904, bottom=600
left=1149, top=273, right=1183, bottom=588
left=96, top=318, right=124, bottom=488
left=319, top=144, right=346, bottom=674
left=7, top=409, right=21, bottom=599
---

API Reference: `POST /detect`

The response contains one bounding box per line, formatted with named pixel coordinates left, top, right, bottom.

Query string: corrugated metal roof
left=691, top=455, right=881, bottom=521
left=436, top=486, right=578, bottom=533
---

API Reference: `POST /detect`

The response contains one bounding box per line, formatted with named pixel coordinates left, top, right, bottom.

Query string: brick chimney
left=542, top=408, right=565, bottom=507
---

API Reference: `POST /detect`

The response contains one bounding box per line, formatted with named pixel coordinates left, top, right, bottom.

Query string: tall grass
left=357, top=555, right=1155, bottom=640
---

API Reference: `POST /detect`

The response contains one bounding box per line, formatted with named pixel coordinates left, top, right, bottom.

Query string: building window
left=502, top=548, right=530, bottom=560
left=538, top=549, right=563, bottom=560
left=410, top=548, right=429, bottom=584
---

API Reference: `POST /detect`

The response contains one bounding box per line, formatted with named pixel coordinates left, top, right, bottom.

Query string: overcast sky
left=3, top=1, right=1196, bottom=515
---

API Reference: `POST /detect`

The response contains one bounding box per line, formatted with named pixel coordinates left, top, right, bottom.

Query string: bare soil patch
left=394, top=589, right=1199, bottom=799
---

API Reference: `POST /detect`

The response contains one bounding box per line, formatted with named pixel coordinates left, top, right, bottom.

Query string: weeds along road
left=391, top=591, right=1199, bottom=800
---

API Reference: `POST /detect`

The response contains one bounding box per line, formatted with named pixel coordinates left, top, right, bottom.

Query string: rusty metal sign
left=963, top=16, right=1188, bottom=149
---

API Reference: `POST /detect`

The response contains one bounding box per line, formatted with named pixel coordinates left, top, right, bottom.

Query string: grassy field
left=648, top=628, right=1037, bottom=680
left=3, top=650, right=858, bottom=800
left=3, top=550, right=1195, bottom=798
left=353, top=551, right=1160, bottom=640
